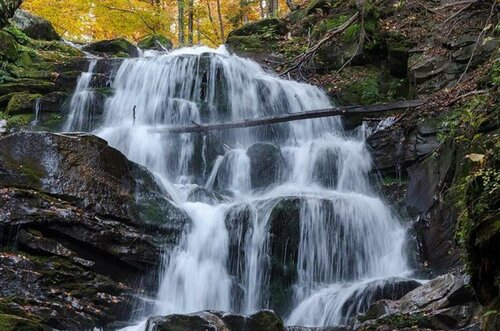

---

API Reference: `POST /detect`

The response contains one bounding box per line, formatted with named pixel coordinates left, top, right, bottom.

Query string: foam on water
left=64, top=46, right=413, bottom=330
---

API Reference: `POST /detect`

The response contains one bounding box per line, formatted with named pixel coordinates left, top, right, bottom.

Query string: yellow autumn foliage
left=21, top=0, right=291, bottom=46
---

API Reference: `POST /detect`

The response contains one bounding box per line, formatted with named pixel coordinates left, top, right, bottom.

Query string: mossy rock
left=0, top=314, right=46, bottom=331
left=83, top=38, right=139, bottom=57
left=306, top=0, right=344, bottom=15
left=228, top=18, right=287, bottom=38
left=0, top=79, right=55, bottom=95
left=0, top=31, right=18, bottom=61
left=226, top=35, right=277, bottom=53
left=137, top=34, right=173, bottom=51
left=5, top=92, right=41, bottom=114
left=330, top=65, right=410, bottom=105
left=10, top=10, right=59, bottom=41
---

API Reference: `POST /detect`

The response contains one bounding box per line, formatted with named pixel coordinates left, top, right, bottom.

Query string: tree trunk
left=0, top=0, right=23, bottom=28
left=285, top=0, right=297, bottom=11
left=205, top=0, right=220, bottom=42
left=268, top=0, right=279, bottom=18
left=187, top=0, right=194, bottom=44
left=215, top=0, right=225, bottom=43
left=177, top=0, right=185, bottom=44
left=259, top=0, right=265, bottom=18
left=151, top=100, right=425, bottom=134
left=240, top=0, right=248, bottom=24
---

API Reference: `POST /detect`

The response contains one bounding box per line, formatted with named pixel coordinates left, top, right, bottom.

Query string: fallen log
left=150, top=99, right=425, bottom=134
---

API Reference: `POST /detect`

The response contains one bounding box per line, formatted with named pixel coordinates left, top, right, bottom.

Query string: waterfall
left=63, top=59, right=98, bottom=132
left=64, top=46, right=413, bottom=329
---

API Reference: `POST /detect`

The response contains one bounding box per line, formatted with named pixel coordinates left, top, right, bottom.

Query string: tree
left=215, top=0, right=224, bottom=42
left=1, top=0, right=23, bottom=27
left=268, top=0, right=279, bottom=18
left=178, top=0, right=185, bottom=44
left=187, top=0, right=194, bottom=44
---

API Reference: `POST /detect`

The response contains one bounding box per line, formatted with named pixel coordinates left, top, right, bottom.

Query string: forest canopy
left=22, top=0, right=294, bottom=45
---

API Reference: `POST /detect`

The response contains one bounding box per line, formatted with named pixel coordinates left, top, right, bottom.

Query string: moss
left=226, top=35, right=277, bottom=53
left=0, top=314, right=45, bottom=331
left=5, top=113, right=34, bottom=127
left=306, top=0, right=344, bottom=15
left=330, top=65, right=409, bottom=105
left=0, top=31, right=18, bottom=62
left=2, top=25, right=31, bottom=46
left=0, top=80, right=55, bottom=95
left=137, top=34, right=173, bottom=50
left=288, top=9, right=307, bottom=24
left=312, top=14, right=351, bottom=39
left=366, top=312, right=432, bottom=330
left=228, top=18, right=287, bottom=38
left=5, top=92, right=41, bottom=115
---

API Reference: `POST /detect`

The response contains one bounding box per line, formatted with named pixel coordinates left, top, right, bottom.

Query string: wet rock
left=147, top=310, right=284, bottom=331
left=38, top=91, right=69, bottom=113
left=83, top=38, right=139, bottom=57
left=0, top=186, right=160, bottom=273
left=0, top=132, right=191, bottom=328
left=187, top=186, right=224, bottom=205
left=11, top=9, right=59, bottom=41
left=366, top=121, right=440, bottom=175
left=267, top=198, right=301, bottom=315
left=406, top=144, right=461, bottom=274
left=0, top=250, right=130, bottom=330
left=0, top=131, right=189, bottom=235
left=247, top=142, right=282, bottom=189
left=359, top=272, right=480, bottom=330
left=138, top=34, right=173, bottom=51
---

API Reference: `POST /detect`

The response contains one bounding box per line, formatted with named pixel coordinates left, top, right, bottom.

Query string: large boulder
left=0, top=131, right=191, bottom=329
left=147, top=310, right=285, bottom=331
left=359, top=272, right=481, bottom=330
left=137, top=34, right=173, bottom=51
left=11, top=9, right=60, bottom=41
left=83, top=38, right=139, bottom=57
left=247, top=142, right=282, bottom=189
left=226, top=18, right=287, bottom=54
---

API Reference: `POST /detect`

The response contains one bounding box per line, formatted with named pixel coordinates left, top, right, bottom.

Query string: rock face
left=83, top=38, right=139, bottom=57
left=11, top=9, right=60, bottom=41
left=247, top=142, right=282, bottom=189
left=366, top=121, right=441, bottom=176
left=359, top=272, right=481, bottom=330
left=147, top=310, right=285, bottom=331
left=0, top=132, right=189, bottom=329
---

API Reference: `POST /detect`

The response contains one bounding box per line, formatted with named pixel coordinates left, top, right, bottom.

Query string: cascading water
left=64, top=46, right=414, bottom=329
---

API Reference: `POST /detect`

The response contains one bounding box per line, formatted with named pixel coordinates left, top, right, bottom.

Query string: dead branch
left=279, top=11, right=360, bottom=76
left=444, top=1, right=475, bottom=23
left=433, top=0, right=475, bottom=11
left=456, top=0, right=497, bottom=85
left=150, top=99, right=425, bottom=134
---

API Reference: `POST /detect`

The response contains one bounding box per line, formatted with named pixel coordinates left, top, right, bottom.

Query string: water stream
left=64, top=46, right=413, bottom=329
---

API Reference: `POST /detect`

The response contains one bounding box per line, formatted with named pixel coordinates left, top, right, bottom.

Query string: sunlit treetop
left=22, top=0, right=292, bottom=46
